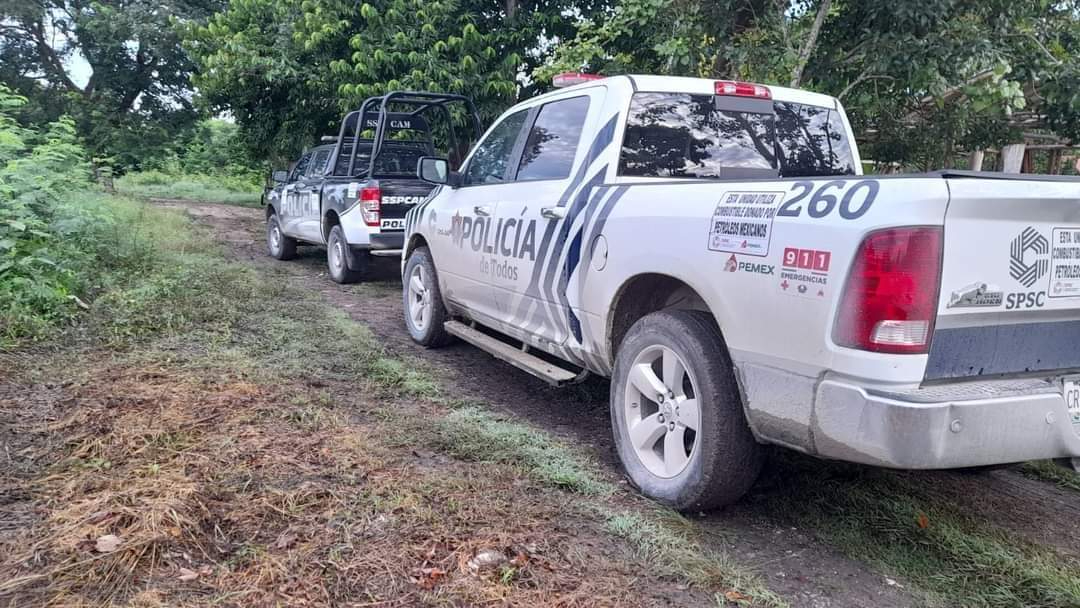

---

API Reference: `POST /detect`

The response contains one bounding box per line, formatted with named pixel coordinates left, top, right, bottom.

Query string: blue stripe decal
left=565, top=228, right=585, bottom=342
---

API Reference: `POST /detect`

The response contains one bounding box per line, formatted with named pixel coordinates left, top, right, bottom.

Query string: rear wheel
left=327, top=225, right=365, bottom=284
left=266, top=213, right=297, bottom=260
left=403, top=246, right=451, bottom=347
left=611, top=310, right=763, bottom=511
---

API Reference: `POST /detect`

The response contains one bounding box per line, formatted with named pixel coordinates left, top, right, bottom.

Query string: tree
left=0, top=0, right=220, bottom=168
left=185, top=0, right=610, bottom=165
left=540, top=0, right=1080, bottom=171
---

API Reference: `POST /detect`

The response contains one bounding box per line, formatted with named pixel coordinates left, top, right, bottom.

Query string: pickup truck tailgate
left=377, top=179, right=435, bottom=230
left=929, top=175, right=1080, bottom=380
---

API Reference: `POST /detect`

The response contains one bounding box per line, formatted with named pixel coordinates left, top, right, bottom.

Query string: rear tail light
left=360, top=185, right=381, bottom=227
left=834, top=227, right=943, bottom=354
left=715, top=80, right=771, bottom=99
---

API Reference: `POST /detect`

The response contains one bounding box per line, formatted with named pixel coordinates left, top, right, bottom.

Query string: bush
left=0, top=86, right=194, bottom=346
left=114, top=170, right=263, bottom=207
left=0, top=87, right=99, bottom=342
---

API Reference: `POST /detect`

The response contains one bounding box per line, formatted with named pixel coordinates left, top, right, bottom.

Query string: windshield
left=619, top=92, right=855, bottom=179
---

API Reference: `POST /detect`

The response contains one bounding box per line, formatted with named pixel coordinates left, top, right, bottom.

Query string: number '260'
left=777, top=180, right=879, bottom=220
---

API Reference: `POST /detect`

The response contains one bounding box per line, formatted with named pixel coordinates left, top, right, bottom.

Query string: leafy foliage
left=184, top=0, right=610, bottom=164
left=539, top=0, right=1080, bottom=170
left=0, top=85, right=193, bottom=344
left=0, top=0, right=222, bottom=169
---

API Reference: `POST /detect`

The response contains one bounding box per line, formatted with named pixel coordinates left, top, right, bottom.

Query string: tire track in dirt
left=161, top=199, right=1080, bottom=607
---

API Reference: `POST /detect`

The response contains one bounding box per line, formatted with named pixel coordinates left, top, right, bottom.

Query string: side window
left=290, top=152, right=312, bottom=182
left=516, top=96, right=590, bottom=181
left=463, top=109, right=529, bottom=185
left=306, top=149, right=330, bottom=178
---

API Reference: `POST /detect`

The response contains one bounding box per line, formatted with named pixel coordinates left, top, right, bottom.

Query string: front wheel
left=327, top=225, right=365, bottom=284
left=402, top=246, right=451, bottom=347
left=267, top=213, right=297, bottom=260
left=610, top=310, right=763, bottom=511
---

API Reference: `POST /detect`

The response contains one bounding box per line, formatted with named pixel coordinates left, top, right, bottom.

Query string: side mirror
left=272, top=170, right=289, bottom=183
left=417, top=156, right=449, bottom=185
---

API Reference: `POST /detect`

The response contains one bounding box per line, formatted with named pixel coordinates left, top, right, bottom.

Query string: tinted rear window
left=619, top=92, right=854, bottom=179
left=334, top=141, right=429, bottom=177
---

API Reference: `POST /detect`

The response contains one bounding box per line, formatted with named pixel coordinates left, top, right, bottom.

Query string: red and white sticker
left=779, top=247, right=831, bottom=299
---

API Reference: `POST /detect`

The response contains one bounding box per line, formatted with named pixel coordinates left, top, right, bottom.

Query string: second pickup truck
left=265, top=92, right=479, bottom=282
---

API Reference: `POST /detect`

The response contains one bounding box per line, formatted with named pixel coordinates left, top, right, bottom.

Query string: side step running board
left=444, top=321, right=581, bottom=386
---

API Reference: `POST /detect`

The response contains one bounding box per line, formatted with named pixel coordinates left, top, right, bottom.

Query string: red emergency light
left=552, top=72, right=606, bottom=88
left=714, top=80, right=772, bottom=99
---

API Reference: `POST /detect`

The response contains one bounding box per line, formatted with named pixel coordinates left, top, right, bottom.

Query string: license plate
left=1064, top=377, right=1080, bottom=424
left=380, top=218, right=405, bottom=230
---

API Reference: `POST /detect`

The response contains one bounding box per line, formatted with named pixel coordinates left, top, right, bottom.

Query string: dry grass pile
left=0, top=364, right=708, bottom=607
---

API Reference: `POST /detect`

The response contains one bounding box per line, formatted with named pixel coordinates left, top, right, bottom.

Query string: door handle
left=540, top=206, right=567, bottom=220
left=474, top=205, right=492, bottom=216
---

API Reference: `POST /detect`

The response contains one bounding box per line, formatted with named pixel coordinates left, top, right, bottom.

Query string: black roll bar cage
left=330, top=91, right=482, bottom=178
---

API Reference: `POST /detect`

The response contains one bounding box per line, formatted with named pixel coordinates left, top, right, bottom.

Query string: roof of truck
left=543, top=74, right=840, bottom=110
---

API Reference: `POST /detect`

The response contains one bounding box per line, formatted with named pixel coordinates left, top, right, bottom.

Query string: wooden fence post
left=1001, top=144, right=1026, bottom=173
left=968, top=150, right=984, bottom=171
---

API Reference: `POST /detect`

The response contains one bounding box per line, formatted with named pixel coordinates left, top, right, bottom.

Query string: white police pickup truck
left=401, top=73, right=1080, bottom=510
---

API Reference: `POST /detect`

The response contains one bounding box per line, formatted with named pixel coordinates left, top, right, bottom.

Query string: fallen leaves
left=916, top=512, right=930, bottom=530
left=413, top=567, right=446, bottom=589
left=177, top=565, right=213, bottom=582
left=95, top=534, right=122, bottom=553
left=724, top=589, right=751, bottom=603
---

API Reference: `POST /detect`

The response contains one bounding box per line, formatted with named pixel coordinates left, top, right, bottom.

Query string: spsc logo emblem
left=1009, top=226, right=1049, bottom=288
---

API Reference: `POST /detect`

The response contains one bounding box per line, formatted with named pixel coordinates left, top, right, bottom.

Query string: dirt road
left=164, top=200, right=1080, bottom=607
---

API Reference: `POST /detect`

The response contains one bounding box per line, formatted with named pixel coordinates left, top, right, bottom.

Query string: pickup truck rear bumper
left=811, top=376, right=1080, bottom=469
left=340, top=205, right=404, bottom=252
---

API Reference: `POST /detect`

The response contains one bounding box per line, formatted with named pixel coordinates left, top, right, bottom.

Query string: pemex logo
left=1009, top=226, right=1049, bottom=288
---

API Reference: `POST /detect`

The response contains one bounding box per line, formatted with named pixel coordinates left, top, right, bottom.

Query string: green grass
left=434, top=406, right=610, bottom=496
left=605, top=509, right=787, bottom=608
left=1021, top=459, right=1080, bottom=492
left=115, top=170, right=262, bottom=207
left=756, top=455, right=1080, bottom=607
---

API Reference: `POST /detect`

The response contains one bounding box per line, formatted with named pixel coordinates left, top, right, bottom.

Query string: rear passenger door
left=489, top=93, right=598, bottom=350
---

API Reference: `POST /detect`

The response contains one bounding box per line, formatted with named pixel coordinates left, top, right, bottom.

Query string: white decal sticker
left=347, top=182, right=359, bottom=198
left=707, top=191, right=784, bottom=257
left=380, top=218, right=406, bottom=230
left=1049, top=227, right=1080, bottom=298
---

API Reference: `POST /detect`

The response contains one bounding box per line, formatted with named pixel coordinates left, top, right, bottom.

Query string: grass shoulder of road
left=752, top=457, right=1080, bottom=607
left=115, top=170, right=262, bottom=207
left=0, top=195, right=781, bottom=606
left=1022, top=459, right=1080, bottom=492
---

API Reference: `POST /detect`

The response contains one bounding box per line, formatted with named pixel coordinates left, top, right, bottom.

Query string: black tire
left=402, top=246, right=452, bottom=347
left=327, top=224, right=365, bottom=284
left=610, top=309, right=763, bottom=511
left=266, top=212, right=297, bottom=260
